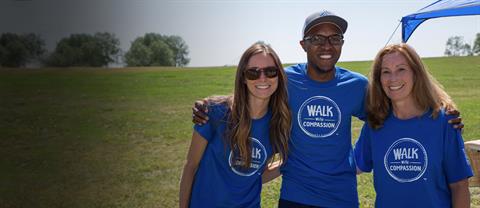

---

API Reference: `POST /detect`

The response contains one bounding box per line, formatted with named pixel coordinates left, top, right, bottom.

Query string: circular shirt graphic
left=297, top=96, right=341, bottom=138
left=228, top=137, right=267, bottom=176
left=384, top=138, right=428, bottom=183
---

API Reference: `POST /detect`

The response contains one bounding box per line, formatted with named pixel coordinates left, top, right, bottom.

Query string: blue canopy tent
left=401, top=0, right=480, bottom=42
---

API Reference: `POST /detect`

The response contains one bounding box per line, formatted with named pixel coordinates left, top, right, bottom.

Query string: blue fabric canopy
left=401, top=0, right=480, bottom=42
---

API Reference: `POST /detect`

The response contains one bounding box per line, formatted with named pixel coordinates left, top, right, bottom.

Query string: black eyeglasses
left=244, top=66, right=279, bottom=80
left=303, top=34, right=344, bottom=46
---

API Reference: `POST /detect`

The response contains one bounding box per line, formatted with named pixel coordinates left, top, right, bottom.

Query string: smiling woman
left=355, top=43, right=473, bottom=208
left=379, top=51, right=416, bottom=111
left=179, top=42, right=291, bottom=208
left=244, top=55, right=279, bottom=105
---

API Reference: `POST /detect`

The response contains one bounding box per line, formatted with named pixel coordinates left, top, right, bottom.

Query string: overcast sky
left=0, top=0, right=478, bottom=67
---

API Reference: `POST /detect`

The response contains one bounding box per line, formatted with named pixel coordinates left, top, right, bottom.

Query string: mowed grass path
left=0, top=56, right=479, bottom=207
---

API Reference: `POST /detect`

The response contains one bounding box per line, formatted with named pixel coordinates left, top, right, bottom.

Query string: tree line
left=2, top=32, right=478, bottom=68
left=0, top=32, right=189, bottom=68
left=444, top=33, right=480, bottom=56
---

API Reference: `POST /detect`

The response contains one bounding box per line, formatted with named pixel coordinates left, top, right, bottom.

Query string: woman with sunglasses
left=179, top=42, right=291, bottom=208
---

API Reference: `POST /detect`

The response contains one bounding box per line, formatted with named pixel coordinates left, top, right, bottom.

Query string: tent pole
left=385, top=21, right=401, bottom=47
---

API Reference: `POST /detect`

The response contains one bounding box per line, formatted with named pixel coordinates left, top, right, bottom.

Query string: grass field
left=0, top=56, right=479, bottom=207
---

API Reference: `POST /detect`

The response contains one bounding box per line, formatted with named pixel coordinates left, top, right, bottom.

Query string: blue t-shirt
left=190, top=104, right=274, bottom=208
left=354, top=109, right=473, bottom=208
left=280, top=63, right=368, bottom=207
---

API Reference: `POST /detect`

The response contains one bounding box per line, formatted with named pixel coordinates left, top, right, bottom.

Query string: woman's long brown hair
left=225, top=42, right=291, bottom=168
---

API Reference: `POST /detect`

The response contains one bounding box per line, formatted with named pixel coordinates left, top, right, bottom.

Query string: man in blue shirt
left=277, top=11, right=367, bottom=207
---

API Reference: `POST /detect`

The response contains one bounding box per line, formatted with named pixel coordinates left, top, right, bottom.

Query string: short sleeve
left=443, top=122, right=473, bottom=184
left=352, top=78, right=368, bottom=121
left=194, top=121, right=213, bottom=142
left=353, top=95, right=366, bottom=121
left=354, top=123, right=373, bottom=172
left=193, top=104, right=228, bottom=142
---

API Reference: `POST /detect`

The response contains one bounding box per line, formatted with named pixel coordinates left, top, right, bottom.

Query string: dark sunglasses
left=303, top=34, right=344, bottom=46
left=244, top=66, right=279, bottom=80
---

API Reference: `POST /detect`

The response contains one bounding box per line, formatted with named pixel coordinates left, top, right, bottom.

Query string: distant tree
left=473, top=33, right=480, bottom=55
left=124, top=38, right=152, bottom=66
left=445, top=36, right=473, bottom=56
left=255, top=40, right=269, bottom=45
left=0, top=33, right=45, bottom=67
left=46, top=32, right=120, bottom=67
left=23, top=33, right=46, bottom=58
left=125, top=34, right=174, bottom=66
left=94, top=32, right=121, bottom=65
left=150, top=39, right=175, bottom=66
left=463, top=43, right=473, bottom=56
left=445, top=36, right=464, bottom=56
left=47, top=34, right=89, bottom=66
left=0, top=45, right=6, bottom=63
left=124, top=33, right=189, bottom=67
left=163, top=35, right=190, bottom=67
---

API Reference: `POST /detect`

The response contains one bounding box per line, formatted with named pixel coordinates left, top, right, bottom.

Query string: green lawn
left=0, top=56, right=479, bottom=207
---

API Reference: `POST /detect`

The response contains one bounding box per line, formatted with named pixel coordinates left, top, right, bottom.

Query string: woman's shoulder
left=433, top=108, right=449, bottom=121
left=429, top=108, right=455, bottom=129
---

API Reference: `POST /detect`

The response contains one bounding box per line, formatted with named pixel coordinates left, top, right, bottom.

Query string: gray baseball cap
left=303, top=11, right=348, bottom=37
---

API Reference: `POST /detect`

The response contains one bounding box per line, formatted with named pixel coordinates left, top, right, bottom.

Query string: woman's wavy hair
left=367, top=43, right=456, bottom=129
left=219, top=42, right=292, bottom=168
